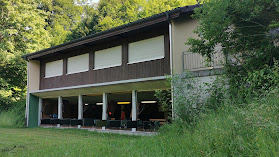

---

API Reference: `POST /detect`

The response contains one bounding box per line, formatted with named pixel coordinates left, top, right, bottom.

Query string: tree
left=69, top=0, right=198, bottom=39
left=187, top=0, right=279, bottom=97
left=68, top=3, right=99, bottom=40
left=39, top=0, right=83, bottom=46
left=0, top=0, right=52, bottom=109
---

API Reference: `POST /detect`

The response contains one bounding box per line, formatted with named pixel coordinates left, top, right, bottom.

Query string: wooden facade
left=39, top=27, right=170, bottom=90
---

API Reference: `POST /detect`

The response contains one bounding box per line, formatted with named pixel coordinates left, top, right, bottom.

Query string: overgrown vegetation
left=188, top=0, right=279, bottom=100
left=1, top=93, right=279, bottom=156
left=0, top=100, right=25, bottom=128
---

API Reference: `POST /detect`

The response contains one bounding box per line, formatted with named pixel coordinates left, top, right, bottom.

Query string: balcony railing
left=183, top=52, right=224, bottom=71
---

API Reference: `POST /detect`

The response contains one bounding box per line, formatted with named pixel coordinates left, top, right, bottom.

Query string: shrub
left=171, top=72, right=207, bottom=125
left=0, top=99, right=26, bottom=128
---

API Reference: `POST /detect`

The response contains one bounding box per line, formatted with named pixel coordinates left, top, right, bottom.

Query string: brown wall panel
left=39, top=28, right=170, bottom=90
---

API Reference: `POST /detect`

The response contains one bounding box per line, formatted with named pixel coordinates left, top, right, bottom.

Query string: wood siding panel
left=39, top=28, right=170, bottom=90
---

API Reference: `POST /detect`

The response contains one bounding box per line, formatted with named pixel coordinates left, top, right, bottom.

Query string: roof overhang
left=30, top=76, right=169, bottom=98
left=22, top=5, right=200, bottom=61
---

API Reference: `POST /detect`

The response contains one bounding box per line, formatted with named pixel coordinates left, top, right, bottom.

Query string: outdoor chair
left=121, top=120, right=127, bottom=128
left=95, top=120, right=107, bottom=127
left=41, top=119, right=51, bottom=124
left=137, top=120, right=143, bottom=129
left=71, top=119, right=83, bottom=126
left=83, top=118, right=94, bottom=126
left=50, top=119, right=59, bottom=125
left=127, top=121, right=137, bottom=128
left=108, top=120, right=121, bottom=128
left=59, top=119, right=71, bottom=126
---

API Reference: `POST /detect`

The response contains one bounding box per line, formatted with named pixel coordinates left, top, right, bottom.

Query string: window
left=67, top=53, right=89, bottom=74
left=45, top=60, right=63, bottom=78
left=128, top=35, right=164, bottom=64
left=94, top=46, right=122, bottom=70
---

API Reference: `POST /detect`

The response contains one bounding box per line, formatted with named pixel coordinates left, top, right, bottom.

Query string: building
left=22, top=5, right=222, bottom=130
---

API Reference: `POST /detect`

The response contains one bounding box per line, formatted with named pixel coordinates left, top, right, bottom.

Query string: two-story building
left=22, top=5, right=222, bottom=131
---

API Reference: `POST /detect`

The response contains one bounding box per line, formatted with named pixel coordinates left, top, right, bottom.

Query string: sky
left=90, top=0, right=100, bottom=3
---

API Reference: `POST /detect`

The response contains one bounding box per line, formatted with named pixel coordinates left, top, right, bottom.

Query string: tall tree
left=39, top=0, right=83, bottom=45
left=68, top=3, right=99, bottom=40
left=69, top=0, right=197, bottom=39
left=0, top=0, right=52, bottom=108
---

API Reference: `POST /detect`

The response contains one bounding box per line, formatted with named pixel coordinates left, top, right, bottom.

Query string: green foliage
left=204, top=75, right=227, bottom=110
left=244, top=60, right=279, bottom=96
left=0, top=99, right=26, bottom=128
left=188, top=0, right=279, bottom=99
left=40, top=0, right=83, bottom=45
left=171, top=72, right=207, bottom=125
left=68, top=4, right=99, bottom=40
left=0, top=0, right=83, bottom=110
left=0, top=0, right=52, bottom=110
left=154, top=90, right=172, bottom=119
left=69, top=0, right=198, bottom=39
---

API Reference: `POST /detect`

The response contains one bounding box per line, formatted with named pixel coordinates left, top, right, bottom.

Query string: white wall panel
left=94, top=46, right=122, bottom=70
left=45, top=60, right=63, bottom=78
left=67, top=53, right=89, bottom=74
left=128, top=35, right=164, bottom=64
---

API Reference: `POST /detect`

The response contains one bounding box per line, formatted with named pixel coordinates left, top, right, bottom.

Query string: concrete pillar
left=38, top=97, right=42, bottom=126
left=58, top=96, right=62, bottom=127
left=102, top=93, right=108, bottom=130
left=78, top=94, right=83, bottom=128
left=132, top=90, right=137, bottom=132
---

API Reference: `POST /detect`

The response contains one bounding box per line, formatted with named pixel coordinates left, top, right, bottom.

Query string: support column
left=102, top=93, right=108, bottom=130
left=78, top=94, right=83, bottom=128
left=38, top=98, right=42, bottom=126
left=132, top=90, right=137, bottom=132
left=58, top=96, right=62, bottom=127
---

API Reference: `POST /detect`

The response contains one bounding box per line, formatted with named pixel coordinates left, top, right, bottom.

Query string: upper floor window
left=45, top=59, right=63, bottom=78
left=128, top=35, right=164, bottom=64
left=67, top=53, right=89, bottom=74
left=94, top=46, right=122, bottom=70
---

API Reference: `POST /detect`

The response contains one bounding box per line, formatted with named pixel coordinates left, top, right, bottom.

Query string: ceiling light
left=141, top=101, right=157, bottom=104
left=117, top=102, right=131, bottom=105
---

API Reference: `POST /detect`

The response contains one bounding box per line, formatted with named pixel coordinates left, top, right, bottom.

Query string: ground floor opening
left=39, top=90, right=170, bottom=131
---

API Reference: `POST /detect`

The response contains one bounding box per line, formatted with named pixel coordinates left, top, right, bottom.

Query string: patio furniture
left=121, top=120, right=127, bottom=128
left=95, top=120, right=107, bottom=127
left=71, top=119, right=83, bottom=126
left=83, top=118, right=94, bottom=126
left=143, top=121, right=152, bottom=130
left=41, top=119, right=51, bottom=124
left=127, top=121, right=137, bottom=128
left=149, top=119, right=167, bottom=125
left=50, top=119, right=59, bottom=125
left=108, top=120, right=121, bottom=128
left=59, top=119, right=71, bottom=126
left=137, top=120, right=143, bottom=129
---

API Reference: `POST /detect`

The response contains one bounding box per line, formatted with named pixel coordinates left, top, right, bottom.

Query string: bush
left=171, top=72, right=207, bottom=125
left=156, top=92, right=279, bottom=156
left=0, top=99, right=26, bottom=128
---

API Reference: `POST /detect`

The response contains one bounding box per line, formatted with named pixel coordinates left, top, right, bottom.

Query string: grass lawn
left=1, top=95, right=279, bottom=156
left=0, top=127, right=183, bottom=157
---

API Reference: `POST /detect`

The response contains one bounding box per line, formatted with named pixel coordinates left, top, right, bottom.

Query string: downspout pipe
left=166, top=12, right=175, bottom=120
left=25, top=60, right=30, bottom=127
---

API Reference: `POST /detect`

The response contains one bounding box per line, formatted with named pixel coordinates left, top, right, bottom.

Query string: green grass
left=1, top=95, right=279, bottom=156
left=0, top=100, right=25, bottom=128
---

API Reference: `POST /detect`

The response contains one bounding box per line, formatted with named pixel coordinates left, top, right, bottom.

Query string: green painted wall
left=28, top=94, right=39, bottom=128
